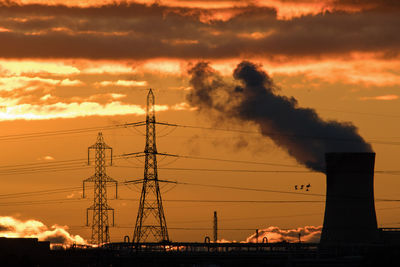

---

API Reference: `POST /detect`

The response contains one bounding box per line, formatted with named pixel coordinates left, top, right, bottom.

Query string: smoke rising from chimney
left=187, top=61, right=373, bottom=172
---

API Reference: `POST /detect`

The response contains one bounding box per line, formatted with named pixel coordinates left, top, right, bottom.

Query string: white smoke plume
left=0, top=216, right=87, bottom=247
left=246, top=226, right=322, bottom=243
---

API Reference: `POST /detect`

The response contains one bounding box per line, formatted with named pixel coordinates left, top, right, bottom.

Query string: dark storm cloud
left=330, top=0, right=400, bottom=11
left=0, top=1, right=399, bottom=59
left=187, top=61, right=373, bottom=172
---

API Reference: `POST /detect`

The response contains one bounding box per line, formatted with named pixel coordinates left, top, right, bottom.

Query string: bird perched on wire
left=294, top=184, right=311, bottom=191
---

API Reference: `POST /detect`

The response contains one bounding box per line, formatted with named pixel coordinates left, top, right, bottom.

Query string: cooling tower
left=320, top=152, right=379, bottom=244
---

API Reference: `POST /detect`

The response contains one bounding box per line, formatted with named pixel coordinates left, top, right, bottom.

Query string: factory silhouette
left=1, top=89, right=399, bottom=266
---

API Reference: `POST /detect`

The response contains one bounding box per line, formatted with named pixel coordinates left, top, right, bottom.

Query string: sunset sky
left=0, top=0, right=399, bottom=244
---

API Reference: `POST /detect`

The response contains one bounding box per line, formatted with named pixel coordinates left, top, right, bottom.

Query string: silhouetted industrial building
left=0, top=237, right=49, bottom=266
left=321, top=152, right=379, bottom=244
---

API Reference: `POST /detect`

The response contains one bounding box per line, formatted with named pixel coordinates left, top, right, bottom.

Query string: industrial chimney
left=320, top=152, right=379, bottom=244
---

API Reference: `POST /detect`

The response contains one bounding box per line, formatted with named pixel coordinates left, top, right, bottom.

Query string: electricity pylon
left=83, top=132, right=117, bottom=245
left=133, top=89, right=169, bottom=243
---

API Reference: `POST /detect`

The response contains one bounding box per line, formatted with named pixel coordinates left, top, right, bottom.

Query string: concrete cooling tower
left=320, top=152, right=379, bottom=244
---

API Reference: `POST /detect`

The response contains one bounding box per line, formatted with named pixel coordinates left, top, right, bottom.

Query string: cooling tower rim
left=325, top=152, right=375, bottom=156
left=324, top=152, right=375, bottom=174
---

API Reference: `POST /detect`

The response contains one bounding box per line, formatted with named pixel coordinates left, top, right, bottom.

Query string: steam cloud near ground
left=245, top=226, right=322, bottom=243
left=0, top=216, right=86, bottom=247
left=187, top=61, right=373, bottom=172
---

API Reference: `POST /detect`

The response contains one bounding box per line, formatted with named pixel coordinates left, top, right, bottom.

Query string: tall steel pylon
left=83, top=132, right=117, bottom=245
left=133, top=89, right=169, bottom=243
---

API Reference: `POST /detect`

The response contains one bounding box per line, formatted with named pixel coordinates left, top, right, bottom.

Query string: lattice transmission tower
left=133, top=89, right=169, bottom=243
left=83, top=132, right=117, bottom=245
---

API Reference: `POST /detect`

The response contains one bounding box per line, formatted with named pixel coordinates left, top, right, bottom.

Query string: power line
left=0, top=179, right=133, bottom=200
left=168, top=212, right=322, bottom=224
left=3, top=178, right=400, bottom=204
left=40, top=205, right=400, bottom=230
left=0, top=198, right=83, bottom=207
left=0, top=177, right=148, bottom=200
left=174, top=181, right=324, bottom=197
left=0, top=153, right=144, bottom=176
left=0, top=198, right=324, bottom=206
left=1, top=196, right=399, bottom=207
left=1, top=149, right=398, bottom=177
left=118, top=165, right=400, bottom=175
left=0, top=186, right=82, bottom=200
left=156, top=153, right=303, bottom=168
left=119, top=198, right=324, bottom=204
left=123, top=179, right=324, bottom=197
left=126, top=179, right=400, bottom=202
left=0, top=121, right=145, bottom=141
left=155, top=122, right=400, bottom=146
left=117, top=165, right=318, bottom=174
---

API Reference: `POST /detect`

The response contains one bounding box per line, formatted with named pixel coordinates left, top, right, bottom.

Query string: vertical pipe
left=213, top=211, right=218, bottom=242
left=256, top=229, right=259, bottom=243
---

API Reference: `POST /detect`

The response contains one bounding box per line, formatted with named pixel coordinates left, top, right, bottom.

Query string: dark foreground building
left=0, top=237, right=49, bottom=266
left=28, top=241, right=400, bottom=266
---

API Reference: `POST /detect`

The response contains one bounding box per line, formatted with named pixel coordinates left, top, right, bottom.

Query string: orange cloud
left=0, top=98, right=175, bottom=120
left=360, top=94, right=399, bottom=101
left=40, top=94, right=53, bottom=101
left=96, top=80, right=147, bottom=87
left=0, top=77, right=83, bottom=92
left=1, top=0, right=373, bottom=22
left=0, top=60, right=80, bottom=76
left=59, top=78, right=84, bottom=86
left=37, top=155, right=55, bottom=161
left=246, top=226, right=322, bottom=243
left=5, top=2, right=396, bottom=60
left=141, top=60, right=185, bottom=74
left=210, top=54, right=400, bottom=87
left=0, top=76, right=59, bottom=91
left=172, top=102, right=197, bottom=111
left=0, top=101, right=144, bottom=120
left=0, top=27, right=11, bottom=32
left=0, top=216, right=86, bottom=247
left=256, top=0, right=327, bottom=20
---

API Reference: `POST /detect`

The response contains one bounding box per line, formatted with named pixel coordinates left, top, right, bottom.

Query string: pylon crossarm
left=124, top=121, right=146, bottom=127
left=124, top=179, right=144, bottom=185
left=154, top=152, right=178, bottom=157
left=114, top=181, right=118, bottom=199
left=157, top=179, right=177, bottom=184
left=121, top=152, right=145, bottom=157
left=154, top=121, right=177, bottom=127
left=109, top=208, right=115, bottom=226
left=82, top=176, right=95, bottom=198
left=86, top=207, right=93, bottom=226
